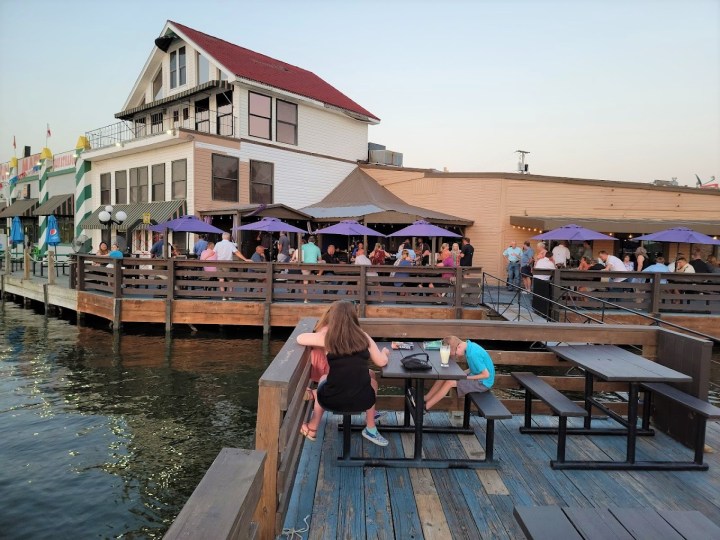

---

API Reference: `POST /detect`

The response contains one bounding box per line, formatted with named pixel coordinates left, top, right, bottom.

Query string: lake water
left=0, top=302, right=285, bottom=539
left=1, top=302, right=718, bottom=538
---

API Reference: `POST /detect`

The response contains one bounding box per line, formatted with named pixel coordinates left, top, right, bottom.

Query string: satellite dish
left=72, top=234, right=91, bottom=253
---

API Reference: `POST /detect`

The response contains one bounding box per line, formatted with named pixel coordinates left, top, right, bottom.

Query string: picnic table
left=514, top=505, right=720, bottom=540
left=548, top=344, right=692, bottom=470
left=342, top=342, right=496, bottom=469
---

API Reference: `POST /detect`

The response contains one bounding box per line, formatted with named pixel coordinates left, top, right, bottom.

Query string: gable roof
left=302, top=168, right=472, bottom=226
left=168, top=21, right=379, bottom=122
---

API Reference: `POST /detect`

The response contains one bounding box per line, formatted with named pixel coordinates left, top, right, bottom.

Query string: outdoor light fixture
left=98, top=205, right=127, bottom=227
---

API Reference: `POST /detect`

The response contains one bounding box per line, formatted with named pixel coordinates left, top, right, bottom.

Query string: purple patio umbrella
left=313, top=220, right=385, bottom=237
left=532, top=224, right=616, bottom=242
left=388, top=220, right=461, bottom=239
left=633, top=227, right=720, bottom=245
left=149, top=215, right=225, bottom=258
left=233, top=217, right=306, bottom=234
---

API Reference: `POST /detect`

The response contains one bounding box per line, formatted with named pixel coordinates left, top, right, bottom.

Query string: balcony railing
left=85, top=109, right=237, bottom=150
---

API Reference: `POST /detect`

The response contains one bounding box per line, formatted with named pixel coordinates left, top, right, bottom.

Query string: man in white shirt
left=533, top=252, right=556, bottom=281
left=214, top=232, right=249, bottom=299
left=552, top=241, right=571, bottom=268
left=598, top=250, right=627, bottom=282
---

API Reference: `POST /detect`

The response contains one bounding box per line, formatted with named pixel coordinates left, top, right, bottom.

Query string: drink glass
left=439, top=344, right=451, bottom=367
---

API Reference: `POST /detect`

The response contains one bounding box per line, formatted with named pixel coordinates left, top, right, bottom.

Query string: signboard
left=143, top=212, right=151, bottom=224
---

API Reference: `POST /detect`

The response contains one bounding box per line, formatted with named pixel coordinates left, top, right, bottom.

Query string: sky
left=1, top=0, right=718, bottom=187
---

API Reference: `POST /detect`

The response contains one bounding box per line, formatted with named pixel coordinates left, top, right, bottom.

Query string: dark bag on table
left=401, top=352, right=432, bottom=371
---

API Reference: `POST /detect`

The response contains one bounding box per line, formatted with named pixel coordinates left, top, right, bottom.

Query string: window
left=115, top=171, right=127, bottom=204
left=248, top=92, right=271, bottom=139
left=135, top=117, right=147, bottom=137
left=195, top=97, right=209, bottom=132
left=151, top=112, right=163, bottom=134
left=172, top=110, right=179, bottom=127
left=152, top=164, right=165, bottom=201
left=100, top=173, right=111, bottom=205
left=59, top=216, right=73, bottom=244
left=212, top=154, right=239, bottom=201
left=197, top=53, right=209, bottom=84
left=171, top=159, right=187, bottom=200
left=250, top=161, right=273, bottom=204
left=170, top=47, right=186, bottom=89
left=276, top=100, right=298, bottom=145
left=152, top=69, right=163, bottom=100
left=129, top=166, right=149, bottom=203
left=216, top=91, right=233, bottom=136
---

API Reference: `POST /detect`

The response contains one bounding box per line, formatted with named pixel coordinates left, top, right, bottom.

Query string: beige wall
left=362, top=167, right=720, bottom=276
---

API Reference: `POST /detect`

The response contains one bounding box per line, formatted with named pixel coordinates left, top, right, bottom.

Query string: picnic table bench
left=462, top=390, right=512, bottom=461
left=512, top=371, right=587, bottom=463
left=514, top=505, right=720, bottom=540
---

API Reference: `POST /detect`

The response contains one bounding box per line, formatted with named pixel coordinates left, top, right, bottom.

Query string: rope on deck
left=280, top=514, right=310, bottom=539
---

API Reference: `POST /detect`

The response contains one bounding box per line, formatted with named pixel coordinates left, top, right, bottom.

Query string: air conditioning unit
left=369, top=149, right=403, bottom=167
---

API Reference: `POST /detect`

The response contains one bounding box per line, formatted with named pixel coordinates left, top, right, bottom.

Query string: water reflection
left=0, top=303, right=283, bottom=539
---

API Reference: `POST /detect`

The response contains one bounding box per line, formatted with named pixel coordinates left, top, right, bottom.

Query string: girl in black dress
left=297, top=300, right=390, bottom=446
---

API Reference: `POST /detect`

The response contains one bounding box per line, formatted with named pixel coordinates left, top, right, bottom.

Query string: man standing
left=689, top=249, right=711, bottom=273
left=503, top=241, right=522, bottom=289
left=193, top=234, right=208, bottom=256
left=150, top=234, right=164, bottom=258
left=214, top=232, right=249, bottom=299
left=552, top=241, right=571, bottom=268
left=520, top=241, right=535, bottom=291
left=300, top=236, right=321, bottom=302
left=251, top=245, right=267, bottom=263
left=533, top=251, right=556, bottom=280
left=277, top=231, right=290, bottom=262
left=459, top=237, right=474, bottom=267
left=581, top=241, right=593, bottom=261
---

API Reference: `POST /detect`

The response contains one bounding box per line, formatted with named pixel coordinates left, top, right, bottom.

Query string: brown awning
left=80, top=200, right=186, bottom=230
left=510, top=216, right=720, bottom=235
left=0, top=198, right=39, bottom=218
left=201, top=203, right=312, bottom=221
left=33, top=194, right=74, bottom=216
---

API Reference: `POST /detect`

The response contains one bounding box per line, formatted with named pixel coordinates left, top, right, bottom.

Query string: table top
left=548, top=344, right=692, bottom=383
left=378, top=342, right=467, bottom=380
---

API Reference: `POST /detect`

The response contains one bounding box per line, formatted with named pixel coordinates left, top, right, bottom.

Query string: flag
left=13, top=136, right=16, bottom=150
left=47, top=124, right=52, bottom=138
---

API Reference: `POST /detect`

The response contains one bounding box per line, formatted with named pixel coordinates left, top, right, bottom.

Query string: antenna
left=515, top=150, right=530, bottom=174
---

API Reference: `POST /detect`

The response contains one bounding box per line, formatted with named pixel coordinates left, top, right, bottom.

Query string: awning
left=200, top=203, right=312, bottom=221
left=80, top=200, right=186, bottom=231
left=33, top=194, right=74, bottom=216
left=0, top=198, right=39, bottom=218
left=115, top=81, right=233, bottom=120
left=510, top=216, right=720, bottom=236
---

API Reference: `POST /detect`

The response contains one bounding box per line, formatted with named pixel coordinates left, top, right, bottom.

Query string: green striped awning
left=80, top=199, right=186, bottom=231
left=33, top=193, right=74, bottom=216
left=0, top=198, right=39, bottom=218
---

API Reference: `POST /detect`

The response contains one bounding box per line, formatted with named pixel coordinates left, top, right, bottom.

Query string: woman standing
left=297, top=301, right=390, bottom=446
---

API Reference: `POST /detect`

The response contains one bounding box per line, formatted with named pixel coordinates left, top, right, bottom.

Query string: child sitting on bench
left=424, top=336, right=495, bottom=410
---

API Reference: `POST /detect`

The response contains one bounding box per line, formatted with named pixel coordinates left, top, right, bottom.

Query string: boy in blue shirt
left=424, top=336, right=495, bottom=410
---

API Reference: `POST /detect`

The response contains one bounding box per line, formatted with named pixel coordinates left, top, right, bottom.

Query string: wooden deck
left=283, top=412, right=720, bottom=539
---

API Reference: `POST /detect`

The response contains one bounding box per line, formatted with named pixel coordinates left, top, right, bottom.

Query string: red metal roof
left=169, top=21, right=379, bottom=122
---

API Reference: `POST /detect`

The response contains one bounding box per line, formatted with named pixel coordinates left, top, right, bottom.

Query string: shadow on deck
left=284, top=413, right=720, bottom=539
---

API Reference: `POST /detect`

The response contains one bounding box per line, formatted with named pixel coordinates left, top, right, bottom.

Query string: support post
left=165, top=259, right=175, bottom=333
left=650, top=273, right=662, bottom=315
left=358, top=266, right=367, bottom=317
left=454, top=266, right=463, bottom=318
left=48, top=251, right=56, bottom=286
left=23, top=250, right=30, bottom=280
left=263, top=262, right=273, bottom=335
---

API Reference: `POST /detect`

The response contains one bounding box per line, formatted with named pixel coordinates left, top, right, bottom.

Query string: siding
left=361, top=168, right=720, bottom=276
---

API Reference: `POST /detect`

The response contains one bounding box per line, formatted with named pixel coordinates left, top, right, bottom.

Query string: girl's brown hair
left=323, top=301, right=369, bottom=356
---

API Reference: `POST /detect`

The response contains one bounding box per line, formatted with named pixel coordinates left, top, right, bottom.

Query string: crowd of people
left=501, top=239, right=720, bottom=293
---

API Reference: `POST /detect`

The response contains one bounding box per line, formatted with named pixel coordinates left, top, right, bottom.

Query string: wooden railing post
left=454, top=266, right=462, bottom=318
left=650, top=273, right=661, bottom=315
left=23, top=250, right=30, bottom=279
left=47, top=251, right=56, bottom=286
left=76, top=255, right=86, bottom=291
left=358, top=265, right=367, bottom=317
left=263, top=262, right=273, bottom=334
left=166, top=259, right=175, bottom=332
left=253, top=384, right=283, bottom=540
left=113, top=264, right=123, bottom=298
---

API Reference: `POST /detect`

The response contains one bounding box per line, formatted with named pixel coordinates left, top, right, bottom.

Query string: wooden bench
left=514, top=505, right=720, bottom=540
left=512, top=372, right=588, bottom=463
left=462, top=390, right=512, bottom=461
left=641, top=382, right=720, bottom=468
left=164, top=448, right=266, bottom=540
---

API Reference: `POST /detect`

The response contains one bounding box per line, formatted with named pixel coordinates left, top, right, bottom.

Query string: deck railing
left=251, top=317, right=712, bottom=540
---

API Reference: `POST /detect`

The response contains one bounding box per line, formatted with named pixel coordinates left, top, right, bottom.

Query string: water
left=1, top=303, right=718, bottom=538
left=0, top=303, right=285, bottom=539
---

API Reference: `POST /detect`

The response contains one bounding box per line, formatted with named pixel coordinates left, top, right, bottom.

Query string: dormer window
left=170, top=46, right=186, bottom=89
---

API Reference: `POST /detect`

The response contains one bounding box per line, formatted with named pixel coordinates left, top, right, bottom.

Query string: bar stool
left=317, top=397, right=365, bottom=461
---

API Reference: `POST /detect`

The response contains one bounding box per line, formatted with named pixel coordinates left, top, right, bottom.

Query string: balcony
left=85, top=109, right=237, bottom=151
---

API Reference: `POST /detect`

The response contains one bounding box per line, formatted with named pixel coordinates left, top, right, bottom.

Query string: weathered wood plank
left=165, top=448, right=265, bottom=540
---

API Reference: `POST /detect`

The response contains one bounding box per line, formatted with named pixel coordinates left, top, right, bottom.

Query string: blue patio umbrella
left=532, top=224, right=616, bottom=242
left=313, top=220, right=385, bottom=238
left=46, top=215, right=61, bottom=252
left=10, top=216, right=24, bottom=248
left=149, top=215, right=225, bottom=258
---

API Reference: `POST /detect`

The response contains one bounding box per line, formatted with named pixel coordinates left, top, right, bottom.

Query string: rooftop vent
left=369, top=149, right=403, bottom=167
